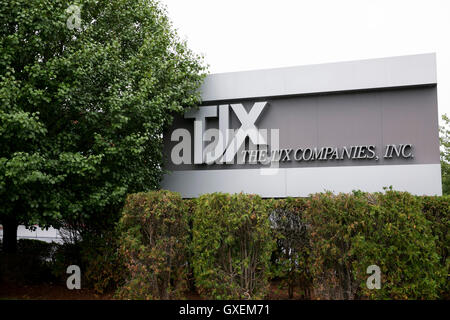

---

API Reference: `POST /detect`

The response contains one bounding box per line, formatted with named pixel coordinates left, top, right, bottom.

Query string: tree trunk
left=2, top=217, right=18, bottom=254
left=288, top=283, right=294, bottom=299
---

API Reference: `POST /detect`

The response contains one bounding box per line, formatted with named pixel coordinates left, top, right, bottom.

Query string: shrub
left=183, top=199, right=197, bottom=292
left=50, top=230, right=125, bottom=293
left=305, top=191, right=371, bottom=299
left=1, top=239, right=57, bottom=284
left=421, top=195, right=450, bottom=298
left=192, top=193, right=274, bottom=299
left=116, top=190, right=190, bottom=300
left=268, top=198, right=312, bottom=299
left=305, top=190, right=441, bottom=299
left=80, top=232, right=126, bottom=294
left=16, top=238, right=53, bottom=255
left=51, top=242, right=83, bottom=283
left=355, top=191, right=440, bottom=299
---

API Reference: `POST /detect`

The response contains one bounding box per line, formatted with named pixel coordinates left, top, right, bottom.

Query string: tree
left=440, top=114, right=450, bottom=195
left=0, top=0, right=206, bottom=253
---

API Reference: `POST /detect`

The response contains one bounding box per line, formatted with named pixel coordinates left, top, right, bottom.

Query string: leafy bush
left=192, top=193, right=274, bottom=299
left=17, top=238, right=56, bottom=259
left=51, top=240, right=83, bottom=285
left=1, top=239, right=57, bottom=284
left=184, top=199, right=197, bottom=292
left=305, top=190, right=441, bottom=299
left=80, top=232, right=126, bottom=294
left=50, top=231, right=125, bottom=293
left=109, top=190, right=447, bottom=300
left=269, top=198, right=312, bottom=299
left=116, top=190, right=190, bottom=300
left=421, top=195, right=450, bottom=298
left=305, top=192, right=370, bottom=299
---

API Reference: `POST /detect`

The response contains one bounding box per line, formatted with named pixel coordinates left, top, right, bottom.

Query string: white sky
left=162, top=0, right=450, bottom=122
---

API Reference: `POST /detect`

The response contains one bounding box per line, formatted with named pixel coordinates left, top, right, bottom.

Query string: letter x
left=223, top=102, right=267, bottom=163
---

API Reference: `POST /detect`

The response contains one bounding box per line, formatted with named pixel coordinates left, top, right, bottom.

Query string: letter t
left=184, top=106, right=217, bottom=164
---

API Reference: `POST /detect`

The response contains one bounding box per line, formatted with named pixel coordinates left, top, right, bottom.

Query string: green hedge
left=114, top=190, right=448, bottom=300
left=305, top=191, right=441, bottom=299
left=0, top=239, right=57, bottom=284
left=420, top=195, right=450, bottom=298
left=268, top=198, right=312, bottom=299
left=116, top=190, right=190, bottom=299
left=192, top=193, right=274, bottom=299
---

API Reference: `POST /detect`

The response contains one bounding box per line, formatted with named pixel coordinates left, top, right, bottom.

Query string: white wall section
left=161, top=164, right=442, bottom=198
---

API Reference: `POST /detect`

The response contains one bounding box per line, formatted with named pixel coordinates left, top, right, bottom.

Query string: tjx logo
left=171, top=101, right=279, bottom=165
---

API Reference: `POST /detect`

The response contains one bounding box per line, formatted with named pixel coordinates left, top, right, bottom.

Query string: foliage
left=16, top=238, right=56, bottom=258
left=268, top=198, right=312, bottom=299
left=0, top=239, right=57, bottom=284
left=192, top=193, right=274, bottom=299
left=51, top=241, right=83, bottom=284
left=305, top=190, right=441, bottom=299
left=420, top=195, right=450, bottom=298
left=80, top=231, right=125, bottom=294
left=49, top=230, right=125, bottom=293
left=305, top=192, right=370, bottom=299
left=116, top=190, right=190, bottom=300
left=0, top=0, right=206, bottom=247
left=440, top=114, right=450, bottom=195
left=20, top=190, right=442, bottom=300
left=183, top=198, right=197, bottom=292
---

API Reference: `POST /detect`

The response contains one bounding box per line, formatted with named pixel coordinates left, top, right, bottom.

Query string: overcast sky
left=162, top=0, right=450, bottom=122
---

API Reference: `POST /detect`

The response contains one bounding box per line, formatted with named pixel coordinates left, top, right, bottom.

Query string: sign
left=162, top=54, right=442, bottom=197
